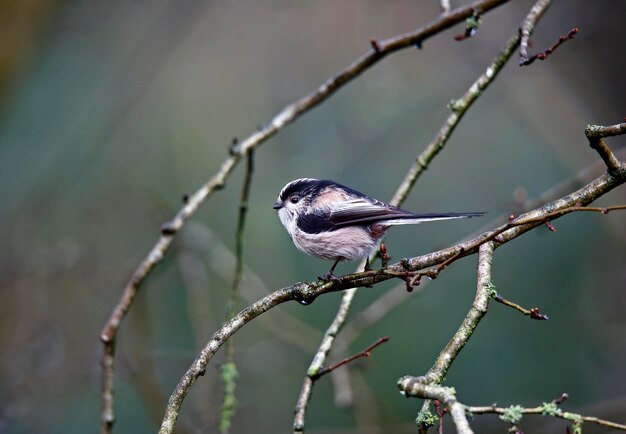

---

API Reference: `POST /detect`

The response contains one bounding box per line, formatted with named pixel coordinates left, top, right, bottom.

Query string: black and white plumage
left=273, top=178, right=483, bottom=277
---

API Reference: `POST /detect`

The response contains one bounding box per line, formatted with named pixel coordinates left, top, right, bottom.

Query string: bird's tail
left=382, top=211, right=485, bottom=226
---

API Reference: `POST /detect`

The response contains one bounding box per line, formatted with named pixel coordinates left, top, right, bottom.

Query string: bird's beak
left=272, top=202, right=282, bottom=210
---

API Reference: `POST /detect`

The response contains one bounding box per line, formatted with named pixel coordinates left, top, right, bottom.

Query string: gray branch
left=99, top=1, right=512, bottom=430
left=158, top=148, right=626, bottom=432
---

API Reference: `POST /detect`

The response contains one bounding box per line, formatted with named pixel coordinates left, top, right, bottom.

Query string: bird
left=273, top=178, right=484, bottom=280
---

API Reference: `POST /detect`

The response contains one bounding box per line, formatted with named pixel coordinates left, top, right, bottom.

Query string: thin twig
left=491, top=291, right=549, bottom=320
left=292, top=11, right=523, bottom=432
left=433, top=399, right=447, bottom=434
left=312, top=336, right=389, bottom=380
left=402, top=384, right=626, bottom=433
left=219, top=150, right=255, bottom=434
left=100, top=2, right=512, bottom=430
left=468, top=395, right=626, bottom=431
left=520, top=27, right=579, bottom=66
left=517, top=204, right=626, bottom=218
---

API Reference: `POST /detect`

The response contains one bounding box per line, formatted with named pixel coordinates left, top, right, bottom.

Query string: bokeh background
left=1, top=1, right=625, bottom=433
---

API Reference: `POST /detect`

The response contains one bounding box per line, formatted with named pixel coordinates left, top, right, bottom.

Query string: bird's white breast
left=291, top=226, right=379, bottom=261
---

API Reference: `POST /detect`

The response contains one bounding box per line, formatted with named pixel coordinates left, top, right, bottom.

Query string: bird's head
left=273, top=178, right=327, bottom=233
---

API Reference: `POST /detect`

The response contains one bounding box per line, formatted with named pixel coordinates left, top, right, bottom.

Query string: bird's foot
left=318, top=272, right=342, bottom=284
left=363, top=257, right=372, bottom=272
left=319, top=257, right=343, bottom=283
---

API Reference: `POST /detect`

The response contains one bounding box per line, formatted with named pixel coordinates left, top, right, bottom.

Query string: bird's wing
left=329, top=198, right=414, bottom=227
left=329, top=198, right=485, bottom=227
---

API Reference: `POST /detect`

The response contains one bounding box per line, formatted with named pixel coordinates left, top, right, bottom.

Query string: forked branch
left=99, top=1, right=512, bottom=431
left=293, top=9, right=524, bottom=431
left=159, top=133, right=626, bottom=432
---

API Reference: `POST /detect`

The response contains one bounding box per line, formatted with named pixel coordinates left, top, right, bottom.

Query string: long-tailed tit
left=273, top=178, right=484, bottom=280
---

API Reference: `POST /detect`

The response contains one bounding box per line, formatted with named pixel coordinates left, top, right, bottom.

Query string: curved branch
left=423, top=242, right=494, bottom=386
left=339, top=148, right=626, bottom=348
left=293, top=9, right=523, bottom=432
left=519, top=0, right=552, bottom=64
left=159, top=151, right=626, bottom=432
left=159, top=288, right=295, bottom=434
left=99, top=1, right=512, bottom=430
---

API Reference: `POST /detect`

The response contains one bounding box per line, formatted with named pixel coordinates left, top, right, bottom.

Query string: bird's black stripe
left=296, top=210, right=336, bottom=234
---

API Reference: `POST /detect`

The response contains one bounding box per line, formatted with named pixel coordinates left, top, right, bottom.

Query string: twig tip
left=529, top=307, right=549, bottom=320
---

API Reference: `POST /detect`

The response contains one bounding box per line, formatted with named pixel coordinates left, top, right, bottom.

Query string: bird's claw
left=363, top=259, right=372, bottom=272
left=318, top=273, right=342, bottom=284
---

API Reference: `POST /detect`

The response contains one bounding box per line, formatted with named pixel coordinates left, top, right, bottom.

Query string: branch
left=406, top=185, right=626, bottom=432
left=468, top=393, right=626, bottom=432
left=490, top=290, right=549, bottom=320
left=586, top=122, right=626, bottom=139
left=400, top=385, right=626, bottom=433
left=387, top=202, right=626, bottom=296
left=312, top=336, right=389, bottom=380
left=424, top=242, right=494, bottom=386
left=520, top=27, right=578, bottom=66
left=350, top=189, right=626, bottom=434
left=292, top=285, right=357, bottom=433
left=159, top=289, right=295, bottom=434
left=292, top=10, right=523, bottom=432
left=413, top=241, right=494, bottom=430
left=159, top=150, right=626, bottom=432
left=339, top=148, right=626, bottom=354
left=296, top=336, right=391, bottom=431
left=389, top=21, right=520, bottom=208
left=99, top=1, right=512, bottom=430
left=310, top=153, right=626, bottom=417
left=586, top=122, right=626, bottom=174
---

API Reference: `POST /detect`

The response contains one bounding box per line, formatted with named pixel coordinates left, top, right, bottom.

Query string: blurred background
left=1, top=1, right=625, bottom=433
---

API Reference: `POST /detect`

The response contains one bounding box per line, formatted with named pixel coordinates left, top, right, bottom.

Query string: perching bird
left=273, top=178, right=484, bottom=280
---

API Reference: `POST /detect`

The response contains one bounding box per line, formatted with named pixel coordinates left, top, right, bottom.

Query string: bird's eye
left=289, top=195, right=300, bottom=204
